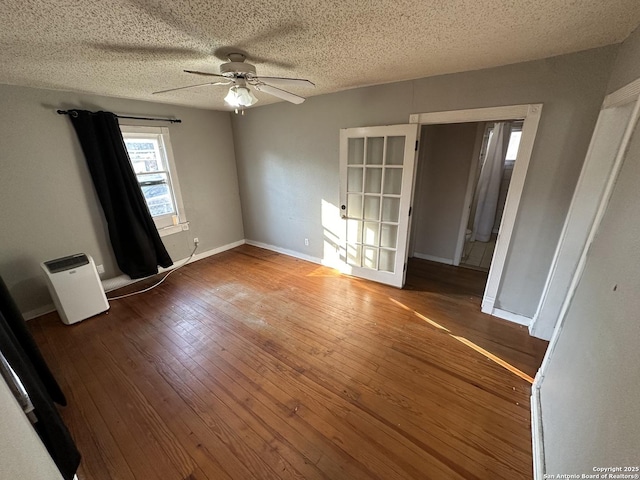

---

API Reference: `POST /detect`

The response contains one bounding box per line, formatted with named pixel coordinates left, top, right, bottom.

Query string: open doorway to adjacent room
left=406, top=105, right=541, bottom=316
left=459, top=121, right=523, bottom=271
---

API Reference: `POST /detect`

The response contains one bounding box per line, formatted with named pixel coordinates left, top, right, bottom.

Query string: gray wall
left=0, top=84, right=244, bottom=316
left=411, top=123, right=480, bottom=262
left=607, top=26, right=640, bottom=93
left=233, top=46, right=615, bottom=318
left=541, top=28, right=640, bottom=475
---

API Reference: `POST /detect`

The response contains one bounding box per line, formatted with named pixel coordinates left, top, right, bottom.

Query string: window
left=505, top=127, right=523, bottom=162
left=120, top=125, right=187, bottom=236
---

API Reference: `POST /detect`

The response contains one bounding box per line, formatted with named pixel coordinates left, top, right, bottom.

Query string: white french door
left=339, top=124, right=419, bottom=287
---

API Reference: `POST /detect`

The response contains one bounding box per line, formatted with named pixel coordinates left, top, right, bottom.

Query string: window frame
left=120, top=125, right=188, bottom=237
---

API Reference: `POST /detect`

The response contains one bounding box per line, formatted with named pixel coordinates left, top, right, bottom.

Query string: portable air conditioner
left=41, top=253, right=109, bottom=325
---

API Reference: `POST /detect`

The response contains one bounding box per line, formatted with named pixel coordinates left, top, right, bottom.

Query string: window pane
left=383, top=168, right=403, bottom=194
left=125, top=136, right=164, bottom=173
left=347, top=244, right=362, bottom=267
left=379, top=250, right=395, bottom=273
left=380, top=224, right=398, bottom=248
left=364, top=196, right=381, bottom=221
left=505, top=131, right=522, bottom=161
left=364, top=168, right=382, bottom=193
left=366, top=137, right=384, bottom=165
left=348, top=138, right=364, bottom=165
left=346, top=219, right=363, bottom=244
left=363, top=222, right=379, bottom=246
left=386, top=136, right=405, bottom=165
left=137, top=173, right=175, bottom=217
left=347, top=167, right=363, bottom=192
left=347, top=194, right=363, bottom=218
left=363, top=246, right=378, bottom=269
left=381, top=197, right=400, bottom=222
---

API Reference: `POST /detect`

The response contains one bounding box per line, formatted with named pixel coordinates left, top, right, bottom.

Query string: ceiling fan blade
left=252, top=76, right=315, bottom=88
left=153, top=81, right=231, bottom=95
left=184, top=70, right=228, bottom=79
left=254, top=83, right=306, bottom=104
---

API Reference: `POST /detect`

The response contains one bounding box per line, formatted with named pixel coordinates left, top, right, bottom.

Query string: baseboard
left=244, top=240, right=323, bottom=266
left=531, top=381, right=545, bottom=479
left=491, top=307, right=532, bottom=326
left=528, top=316, right=554, bottom=341
left=25, top=240, right=245, bottom=320
left=412, top=252, right=454, bottom=265
left=23, top=304, right=56, bottom=321
left=101, top=239, right=245, bottom=292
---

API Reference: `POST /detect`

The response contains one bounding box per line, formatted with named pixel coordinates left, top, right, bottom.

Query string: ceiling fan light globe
left=224, top=86, right=258, bottom=108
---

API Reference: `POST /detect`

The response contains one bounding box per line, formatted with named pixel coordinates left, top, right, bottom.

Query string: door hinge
left=415, top=140, right=419, bottom=151
left=403, top=263, right=407, bottom=272
left=408, top=206, right=412, bottom=216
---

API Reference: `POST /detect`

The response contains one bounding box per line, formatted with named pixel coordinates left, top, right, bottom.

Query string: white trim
left=530, top=96, right=640, bottom=340
left=23, top=304, right=56, bottom=321
left=602, top=76, right=640, bottom=108
left=24, top=240, right=246, bottom=320
left=531, top=79, right=640, bottom=478
left=531, top=385, right=544, bottom=480
left=481, top=295, right=495, bottom=313
left=412, top=252, right=454, bottom=265
left=158, top=221, right=190, bottom=237
left=490, top=307, right=531, bottom=326
left=410, top=104, right=543, bottom=319
left=245, top=240, right=323, bottom=265
left=98, top=239, right=245, bottom=292
left=410, top=104, right=532, bottom=125
left=120, top=124, right=188, bottom=231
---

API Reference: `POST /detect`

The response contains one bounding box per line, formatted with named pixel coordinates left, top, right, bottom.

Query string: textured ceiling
left=1, top=0, right=639, bottom=111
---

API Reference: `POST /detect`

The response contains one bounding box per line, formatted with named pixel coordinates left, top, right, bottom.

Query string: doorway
left=407, top=105, right=542, bottom=319
left=459, top=121, right=523, bottom=272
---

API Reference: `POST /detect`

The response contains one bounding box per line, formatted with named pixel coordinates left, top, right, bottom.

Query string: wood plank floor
left=29, top=245, right=548, bottom=480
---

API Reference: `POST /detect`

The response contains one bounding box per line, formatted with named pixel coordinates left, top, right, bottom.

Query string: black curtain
left=68, top=110, right=172, bottom=278
left=0, top=277, right=80, bottom=480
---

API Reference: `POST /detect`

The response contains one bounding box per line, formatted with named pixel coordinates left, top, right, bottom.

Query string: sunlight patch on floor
left=389, top=297, right=534, bottom=384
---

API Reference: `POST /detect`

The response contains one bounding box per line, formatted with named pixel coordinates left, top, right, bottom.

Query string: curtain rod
left=56, top=110, right=182, bottom=124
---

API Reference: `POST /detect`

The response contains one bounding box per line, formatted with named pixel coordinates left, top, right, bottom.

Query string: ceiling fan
left=153, top=53, right=315, bottom=112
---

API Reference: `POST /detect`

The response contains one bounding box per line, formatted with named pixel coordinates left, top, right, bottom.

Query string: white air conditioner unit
left=41, top=253, right=109, bottom=325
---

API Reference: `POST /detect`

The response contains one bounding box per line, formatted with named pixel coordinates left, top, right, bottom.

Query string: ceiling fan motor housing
left=220, top=61, right=256, bottom=77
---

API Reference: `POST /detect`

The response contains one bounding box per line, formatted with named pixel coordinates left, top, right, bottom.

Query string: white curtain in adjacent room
left=472, top=122, right=511, bottom=242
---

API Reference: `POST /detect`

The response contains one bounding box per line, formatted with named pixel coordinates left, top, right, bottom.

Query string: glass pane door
left=340, top=125, right=419, bottom=287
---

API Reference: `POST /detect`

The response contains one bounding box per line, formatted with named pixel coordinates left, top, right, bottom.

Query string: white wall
left=0, top=376, right=64, bottom=480
left=233, top=46, right=615, bottom=318
left=411, top=123, right=480, bottom=262
left=0, top=84, right=244, bottom=316
left=539, top=26, right=640, bottom=474
left=540, top=116, right=640, bottom=475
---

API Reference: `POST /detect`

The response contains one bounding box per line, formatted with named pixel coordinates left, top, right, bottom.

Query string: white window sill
left=158, top=222, right=189, bottom=237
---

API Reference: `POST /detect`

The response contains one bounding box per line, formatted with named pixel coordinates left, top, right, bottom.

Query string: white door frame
left=409, top=104, right=543, bottom=317
left=530, top=77, right=640, bottom=480
left=530, top=78, right=640, bottom=340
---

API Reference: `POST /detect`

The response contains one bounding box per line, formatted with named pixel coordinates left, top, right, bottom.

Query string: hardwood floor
left=29, top=245, right=548, bottom=480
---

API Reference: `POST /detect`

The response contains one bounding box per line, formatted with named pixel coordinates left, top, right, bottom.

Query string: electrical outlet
left=96, top=264, right=105, bottom=275
left=193, top=237, right=199, bottom=245
left=304, top=238, right=309, bottom=246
